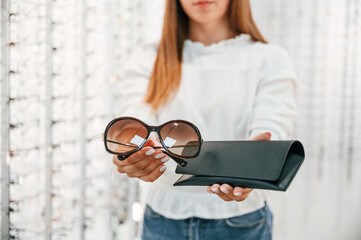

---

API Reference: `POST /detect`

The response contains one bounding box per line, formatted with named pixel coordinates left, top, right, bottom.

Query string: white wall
left=251, top=0, right=361, bottom=239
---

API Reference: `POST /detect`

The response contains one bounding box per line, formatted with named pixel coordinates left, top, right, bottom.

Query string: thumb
left=250, top=132, right=272, bottom=141
left=143, top=139, right=155, bottom=147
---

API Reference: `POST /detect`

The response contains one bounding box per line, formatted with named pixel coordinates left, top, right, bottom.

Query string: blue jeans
left=141, top=203, right=273, bottom=240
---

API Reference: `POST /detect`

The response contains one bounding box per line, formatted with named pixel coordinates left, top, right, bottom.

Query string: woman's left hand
left=207, top=131, right=272, bottom=202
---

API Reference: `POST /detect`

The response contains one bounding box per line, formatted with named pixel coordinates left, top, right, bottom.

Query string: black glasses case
left=174, top=140, right=305, bottom=191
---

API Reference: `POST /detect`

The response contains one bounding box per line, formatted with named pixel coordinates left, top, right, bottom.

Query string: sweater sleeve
left=247, top=44, right=298, bottom=140
left=119, top=43, right=158, bottom=125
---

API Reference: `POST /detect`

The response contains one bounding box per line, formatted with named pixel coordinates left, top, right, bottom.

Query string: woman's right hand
left=112, top=139, right=170, bottom=182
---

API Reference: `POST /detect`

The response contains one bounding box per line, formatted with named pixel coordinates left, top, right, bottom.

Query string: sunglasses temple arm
left=117, top=151, right=188, bottom=167
left=162, top=152, right=188, bottom=167
left=153, top=144, right=198, bottom=149
left=106, top=139, right=138, bottom=148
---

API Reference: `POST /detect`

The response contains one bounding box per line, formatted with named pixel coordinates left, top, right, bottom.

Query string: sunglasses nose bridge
left=148, top=126, right=162, bottom=141
left=148, top=126, right=158, bottom=132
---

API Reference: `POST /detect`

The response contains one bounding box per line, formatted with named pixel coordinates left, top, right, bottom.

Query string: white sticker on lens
left=130, top=135, right=145, bottom=146
left=164, top=137, right=176, bottom=148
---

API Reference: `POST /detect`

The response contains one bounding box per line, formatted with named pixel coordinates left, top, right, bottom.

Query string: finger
left=117, top=153, right=169, bottom=177
left=210, top=184, right=221, bottom=194
left=139, top=164, right=167, bottom=182
left=112, top=155, right=123, bottom=168
left=220, top=183, right=239, bottom=200
left=250, top=132, right=271, bottom=141
left=206, top=186, right=213, bottom=194
left=124, top=159, right=159, bottom=177
left=232, top=187, right=253, bottom=202
left=112, top=148, right=148, bottom=168
left=220, top=184, right=234, bottom=196
left=219, top=184, right=253, bottom=202
left=126, top=155, right=170, bottom=178
left=209, top=184, right=233, bottom=201
left=147, top=136, right=162, bottom=146
left=234, top=192, right=250, bottom=202
left=215, top=190, right=233, bottom=201
left=117, top=166, right=125, bottom=174
left=233, top=187, right=253, bottom=196
left=112, top=139, right=156, bottom=167
left=120, top=146, right=156, bottom=166
left=112, top=146, right=156, bottom=173
left=143, top=139, right=155, bottom=147
left=123, top=151, right=168, bottom=173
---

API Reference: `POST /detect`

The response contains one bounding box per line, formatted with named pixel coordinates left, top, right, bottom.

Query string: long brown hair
left=145, top=0, right=267, bottom=111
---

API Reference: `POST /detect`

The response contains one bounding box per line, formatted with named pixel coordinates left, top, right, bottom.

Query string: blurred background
left=0, top=0, right=360, bottom=239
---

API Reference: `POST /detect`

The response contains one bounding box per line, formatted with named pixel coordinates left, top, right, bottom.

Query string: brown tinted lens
left=106, top=119, right=148, bottom=154
left=159, top=121, right=200, bottom=157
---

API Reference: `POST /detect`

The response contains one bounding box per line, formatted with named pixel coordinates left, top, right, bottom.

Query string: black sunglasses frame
left=103, top=116, right=203, bottom=167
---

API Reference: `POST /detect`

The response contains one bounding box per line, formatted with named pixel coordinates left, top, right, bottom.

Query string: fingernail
left=160, top=165, right=167, bottom=172
left=234, top=192, right=243, bottom=196
left=266, top=132, right=271, bottom=136
left=211, top=188, right=219, bottom=193
left=161, top=156, right=170, bottom=162
left=220, top=187, right=229, bottom=194
left=154, top=153, right=164, bottom=159
left=145, top=148, right=155, bottom=156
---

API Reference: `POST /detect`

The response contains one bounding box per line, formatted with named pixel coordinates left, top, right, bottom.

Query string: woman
left=114, top=0, right=297, bottom=239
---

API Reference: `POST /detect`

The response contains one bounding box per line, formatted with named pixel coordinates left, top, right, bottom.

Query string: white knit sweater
left=120, top=33, right=298, bottom=219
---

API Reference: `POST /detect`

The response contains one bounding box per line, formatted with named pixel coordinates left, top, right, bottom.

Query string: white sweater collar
left=183, top=33, right=252, bottom=53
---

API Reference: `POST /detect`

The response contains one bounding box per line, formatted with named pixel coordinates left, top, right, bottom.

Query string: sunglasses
left=103, top=117, right=203, bottom=167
